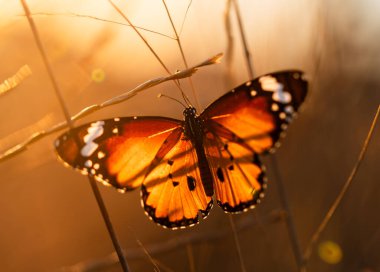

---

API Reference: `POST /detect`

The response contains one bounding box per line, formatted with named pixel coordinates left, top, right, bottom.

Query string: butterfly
left=55, top=70, right=308, bottom=229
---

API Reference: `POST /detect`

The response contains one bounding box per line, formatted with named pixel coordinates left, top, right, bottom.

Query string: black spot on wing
left=172, top=181, right=179, bottom=187
left=217, top=171, right=266, bottom=213
left=141, top=185, right=213, bottom=229
left=187, top=176, right=196, bottom=191
left=216, top=167, right=225, bottom=182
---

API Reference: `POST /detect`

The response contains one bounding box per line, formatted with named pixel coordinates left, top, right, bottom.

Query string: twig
left=0, top=53, right=222, bottom=162
left=60, top=209, right=286, bottom=272
left=270, top=156, right=304, bottom=270
left=88, top=176, right=130, bottom=272
left=301, top=105, right=380, bottom=271
left=19, top=1, right=129, bottom=271
left=228, top=215, right=247, bottom=272
left=26, top=12, right=175, bottom=40
left=223, top=0, right=234, bottom=77
left=161, top=0, right=200, bottom=109
left=231, top=0, right=254, bottom=79
left=186, top=244, right=196, bottom=272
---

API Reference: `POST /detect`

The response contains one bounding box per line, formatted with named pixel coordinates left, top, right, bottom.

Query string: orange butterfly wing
left=201, top=70, right=307, bottom=212
left=55, top=117, right=212, bottom=229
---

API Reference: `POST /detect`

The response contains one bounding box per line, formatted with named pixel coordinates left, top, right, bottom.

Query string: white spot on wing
left=55, top=139, right=60, bottom=147
left=114, top=117, right=120, bottom=122
left=250, top=90, right=257, bottom=96
left=259, top=76, right=283, bottom=92
left=98, top=151, right=105, bottom=159
left=245, top=81, right=252, bottom=87
left=112, top=127, right=118, bottom=134
left=285, top=105, right=294, bottom=113
left=85, top=160, right=93, bottom=167
left=93, top=163, right=100, bottom=170
left=81, top=121, right=105, bottom=157
left=271, top=103, right=279, bottom=112
left=273, top=91, right=292, bottom=104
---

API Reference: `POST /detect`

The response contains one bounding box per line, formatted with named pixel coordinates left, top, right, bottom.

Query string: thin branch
left=0, top=53, right=222, bottom=162
left=88, top=176, right=130, bottom=272
left=161, top=0, right=200, bottom=109
left=223, top=0, right=234, bottom=77
left=178, top=0, right=193, bottom=36
left=228, top=215, right=247, bottom=272
left=270, top=156, right=304, bottom=270
left=23, top=12, right=175, bottom=40
left=60, top=209, right=286, bottom=272
left=19, top=0, right=73, bottom=129
left=231, top=0, right=254, bottom=79
left=108, top=0, right=171, bottom=75
left=301, top=105, right=380, bottom=271
left=19, top=1, right=129, bottom=271
left=186, top=244, right=196, bottom=272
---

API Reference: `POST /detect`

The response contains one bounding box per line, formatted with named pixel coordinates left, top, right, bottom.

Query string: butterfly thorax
left=183, top=107, right=214, bottom=196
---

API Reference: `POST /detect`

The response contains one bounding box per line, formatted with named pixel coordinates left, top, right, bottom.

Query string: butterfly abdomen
left=184, top=107, right=214, bottom=197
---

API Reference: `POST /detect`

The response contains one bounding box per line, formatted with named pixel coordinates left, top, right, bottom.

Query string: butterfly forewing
left=55, top=117, right=182, bottom=190
left=201, top=70, right=307, bottom=212
left=201, top=70, right=308, bottom=154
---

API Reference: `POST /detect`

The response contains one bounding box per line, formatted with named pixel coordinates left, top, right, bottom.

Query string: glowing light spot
left=318, top=241, right=343, bottom=264
left=91, top=68, right=105, bottom=83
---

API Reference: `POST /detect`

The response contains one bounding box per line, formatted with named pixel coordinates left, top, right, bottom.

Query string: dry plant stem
left=301, top=105, right=380, bottom=271
left=224, top=0, right=234, bottom=74
left=88, top=177, right=130, bottom=272
left=270, top=156, right=304, bottom=270
left=20, top=1, right=129, bottom=271
left=0, top=53, right=222, bottom=162
left=161, top=0, right=201, bottom=109
left=19, top=0, right=73, bottom=128
left=228, top=215, right=247, bottom=272
left=231, top=0, right=254, bottom=79
left=62, top=210, right=286, bottom=272
left=28, top=12, right=175, bottom=39
left=108, top=0, right=171, bottom=75
left=186, top=244, right=196, bottom=272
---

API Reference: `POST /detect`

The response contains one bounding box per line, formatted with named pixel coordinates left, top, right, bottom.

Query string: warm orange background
left=0, top=1, right=379, bottom=271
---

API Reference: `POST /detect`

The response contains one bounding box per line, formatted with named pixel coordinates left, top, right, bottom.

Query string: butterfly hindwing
left=201, top=70, right=308, bottom=154
left=203, top=130, right=265, bottom=212
left=142, top=128, right=213, bottom=229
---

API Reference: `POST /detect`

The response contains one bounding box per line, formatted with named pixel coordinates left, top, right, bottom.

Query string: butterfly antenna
left=158, top=93, right=187, bottom=108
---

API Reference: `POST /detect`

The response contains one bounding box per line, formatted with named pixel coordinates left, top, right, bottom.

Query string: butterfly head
left=183, top=107, right=197, bottom=118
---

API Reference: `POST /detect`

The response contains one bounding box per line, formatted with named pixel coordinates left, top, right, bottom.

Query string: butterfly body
left=183, top=107, right=214, bottom=197
left=55, top=70, right=308, bottom=229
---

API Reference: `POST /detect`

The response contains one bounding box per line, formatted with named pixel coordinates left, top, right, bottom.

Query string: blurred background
left=0, top=0, right=379, bottom=271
